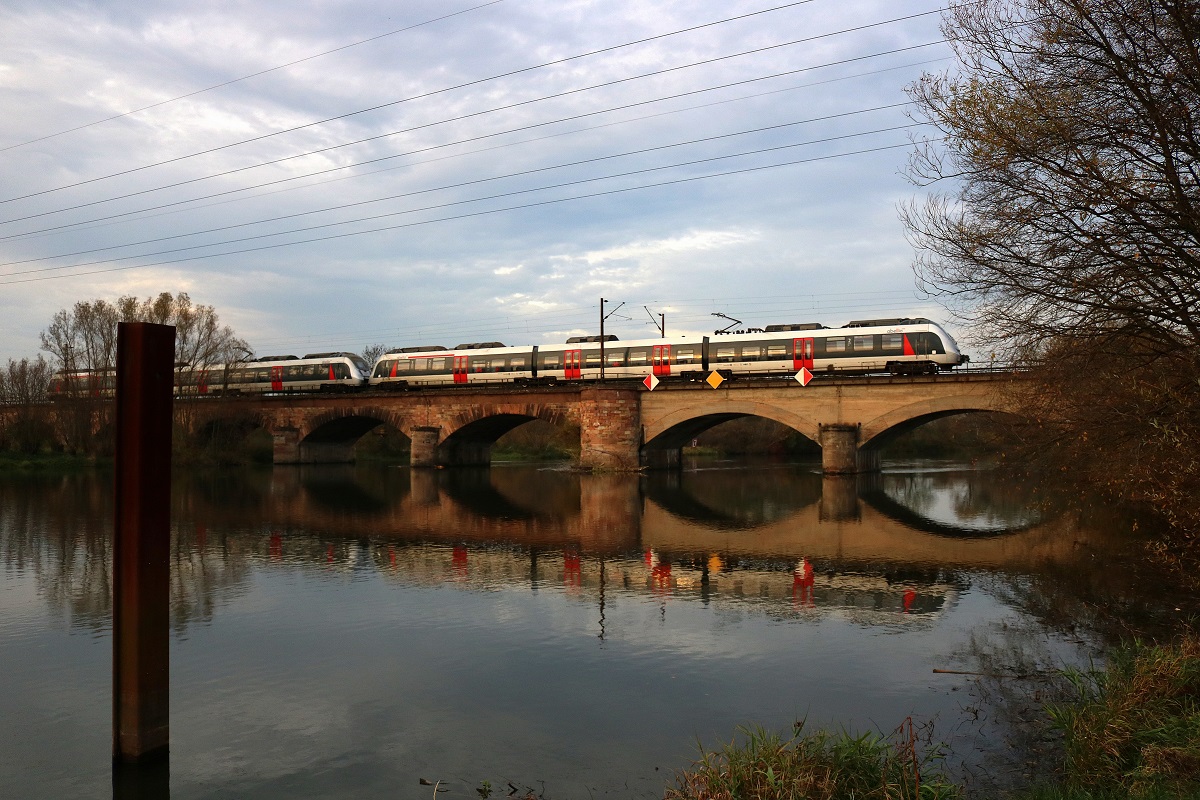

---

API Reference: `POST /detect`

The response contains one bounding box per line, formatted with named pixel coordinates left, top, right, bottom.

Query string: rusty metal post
left=112, top=322, right=175, bottom=764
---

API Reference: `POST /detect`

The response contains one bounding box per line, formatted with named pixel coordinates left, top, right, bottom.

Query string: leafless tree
left=361, top=343, right=389, bottom=367
left=38, top=292, right=251, bottom=453
left=902, top=0, right=1200, bottom=530
left=0, top=356, right=56, bottom=452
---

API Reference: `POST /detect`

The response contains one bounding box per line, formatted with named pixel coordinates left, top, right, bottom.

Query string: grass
left=0, top=450, right=102, bottom=471
left=666, top=720, right=961, bottom=800
left=1031, top=635, right=1200, bottom=799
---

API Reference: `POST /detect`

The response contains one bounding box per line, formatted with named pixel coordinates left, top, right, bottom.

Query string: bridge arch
left=422, top=402, right=579, bottom=466
left=859, top=393, right=1016, bottom=453
left=643, top=400, right=822, bottom=450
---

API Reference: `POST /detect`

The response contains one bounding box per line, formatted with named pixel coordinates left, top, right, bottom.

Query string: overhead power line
left=1, top=104, right=911, bottom=266
left=0, top=140, right=917, bottom=285
left=0, top=39, right=945, bottom=233
left=0, top=0, right=823, bottom=205
left=0, top=3, right=946, bottom=207
left=0, top=0, right=508, bottom=153
left=0, top=124, right=920, bottom=277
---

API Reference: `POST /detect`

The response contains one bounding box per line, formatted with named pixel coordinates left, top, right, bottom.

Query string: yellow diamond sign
left=706, top=370, right=725, bottom=389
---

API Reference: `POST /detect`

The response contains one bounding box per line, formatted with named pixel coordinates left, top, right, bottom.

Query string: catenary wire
left=0, top=39, right=946, bottom=234
left=0, top=104, right=912, bottom=266
left=0, top=124, right=922, bottom=277
left=0, top=0, right=833, bottom=204
left=0, top=1, right=508, bottom=153
left=0, top=141, right=917, bottom=285
left=10, top=55, right=950, bottom=244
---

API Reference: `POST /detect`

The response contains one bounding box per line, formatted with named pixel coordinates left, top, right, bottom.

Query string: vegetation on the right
left=901, top=0, right=1200, bottom=534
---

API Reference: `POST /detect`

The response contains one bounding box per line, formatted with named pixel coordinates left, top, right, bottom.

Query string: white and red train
left=47, top=318, right=968, bottom=397
left=368, top=317, right=968, bottom=389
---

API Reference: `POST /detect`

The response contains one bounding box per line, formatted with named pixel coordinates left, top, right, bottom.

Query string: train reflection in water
left=147, top=461, right=1106, bottom=633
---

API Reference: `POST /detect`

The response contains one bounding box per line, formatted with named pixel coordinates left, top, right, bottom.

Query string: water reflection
left=0, top=462, right=1172, bottom=800
left=0, top=463, right=1113, bottom=636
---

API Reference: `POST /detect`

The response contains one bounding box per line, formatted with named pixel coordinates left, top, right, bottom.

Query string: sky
left=0, top=0, right=961, bottom=362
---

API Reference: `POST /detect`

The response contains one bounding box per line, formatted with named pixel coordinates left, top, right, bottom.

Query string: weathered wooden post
left=112, top=322, right=175, bottom=766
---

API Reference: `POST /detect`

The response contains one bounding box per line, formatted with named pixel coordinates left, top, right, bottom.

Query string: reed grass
left=665, top=719, right=961, bottom=800
left=1039, top=634, right=1200, bottom=799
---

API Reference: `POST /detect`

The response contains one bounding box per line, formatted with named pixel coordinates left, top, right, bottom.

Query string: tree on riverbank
left=903, top=0, right=1200, bottom=530
left=0, top=356, right=55, bottom=453
left=37, top=292, right=250, bottom=455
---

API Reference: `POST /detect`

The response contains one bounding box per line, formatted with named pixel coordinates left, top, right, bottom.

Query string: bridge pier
left=410, top=427, right=441, bottom=468
left=272, top=428, right=301, bottom=464
left=578, top=388, right=641, bottom=471
left=818, top=424, right=880, bottom=474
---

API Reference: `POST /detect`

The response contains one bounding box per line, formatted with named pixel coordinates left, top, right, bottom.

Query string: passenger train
left=48, top=352, right=371, bottom=398
left=46, top=318, right=967, bottom=398
left=368, top=317, right=968, bottom=389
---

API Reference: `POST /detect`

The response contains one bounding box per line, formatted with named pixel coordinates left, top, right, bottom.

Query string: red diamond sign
left=643, top=374, right=660, bottom=391
left=794, top=367, right=814, bottom=386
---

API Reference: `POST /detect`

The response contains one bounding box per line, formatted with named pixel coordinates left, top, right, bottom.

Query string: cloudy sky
left=0, top=0, right=958, bottom=362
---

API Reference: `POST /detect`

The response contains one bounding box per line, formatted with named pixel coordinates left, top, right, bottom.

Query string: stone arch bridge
left=177, top=371, right=1018, bottom=473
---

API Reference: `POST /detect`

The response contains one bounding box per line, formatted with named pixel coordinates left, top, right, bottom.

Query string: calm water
left=0, top=460, right=1187, bottom=799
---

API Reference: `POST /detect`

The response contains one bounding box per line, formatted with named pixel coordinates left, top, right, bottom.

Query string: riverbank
left=0, top=451, right=103, bottom=472
left=666, top=634, right=1200, bottom=799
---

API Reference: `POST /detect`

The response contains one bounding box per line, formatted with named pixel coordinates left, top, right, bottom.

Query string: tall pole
left=659, top=313, right=665, bottom=338
left=600, top=297, right=606, bottom=381
left=112, top=322, right=174, bottom=765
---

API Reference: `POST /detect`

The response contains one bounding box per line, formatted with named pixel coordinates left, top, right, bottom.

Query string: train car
left=182, top=352, right=372, bottom=395
left=47, top=369, right=117, bottom=399
left=367, top=318, right=967, bottom=389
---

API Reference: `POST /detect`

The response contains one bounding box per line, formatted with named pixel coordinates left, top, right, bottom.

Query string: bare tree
left=361, top=343, right=389, bottom=367
left=0, top=356, right=56, bottom=453
left=902, top=0, right=1200, bottom=529
left=39, top=292, right=250, bottom=453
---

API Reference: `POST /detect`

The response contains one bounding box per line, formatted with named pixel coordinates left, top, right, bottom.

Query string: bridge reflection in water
left=154, top=462, right=1111, bottom=632
left=0, top=461, right=1149, bottom=799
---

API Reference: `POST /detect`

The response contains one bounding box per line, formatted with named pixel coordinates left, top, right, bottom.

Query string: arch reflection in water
left=0, top=462, right=1140, bottom=800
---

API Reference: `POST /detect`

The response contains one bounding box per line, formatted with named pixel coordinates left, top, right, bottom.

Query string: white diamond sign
left=795, top=367, right=814, bottom=386
left=643, top=373, right=660, bottom=391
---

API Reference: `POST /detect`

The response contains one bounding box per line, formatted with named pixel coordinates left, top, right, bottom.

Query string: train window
left=584, top=352, right=601, bottom=366
left=715, top=346, right=736, bottom=362
left=373, top=362, right=389, bottom=377
left=286, top=366, right=302, bottom=380
left=510, top=357, right=526, bottom=369
left=394, top=360, right=413, bottom=373
left=882, top=334, right=903, bottom=351
left=541, top=353, right=561, bottom=368
left=741, top=345, right=761, bottom=360
left=851, top=336, right=874, bottom=351
left=675, top=348, right=695, bottom=363
left=303, top=364, right=317, bottom=378
left=629, top=349, right=648, bottom=364
left=606, top=351, right=625, bottom=366
left=767, top=344, right=788, bottom=359
left=255, top=369, right=269, bottom=382
left=489, top=358, right=507, bottom=371
left=825, top=337, right=846, bottom=353
left=334, top=363, right=350, bottom=379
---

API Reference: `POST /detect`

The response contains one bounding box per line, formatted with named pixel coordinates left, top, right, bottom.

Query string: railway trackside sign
left=795, top=367, right=814, bottom=386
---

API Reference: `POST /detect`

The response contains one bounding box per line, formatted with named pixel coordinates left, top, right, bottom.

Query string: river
left=0, top=459, right=1190, bottom=798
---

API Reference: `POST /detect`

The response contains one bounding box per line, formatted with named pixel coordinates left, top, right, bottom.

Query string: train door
left=453, top=355, right=469, bottom=384
left=793, top=338, right=814, bottom=372
left=270, top=365, right=284, bottom=392
left=564, top=349, right=582, bottom=380
left=652, top=344, right=672, bottom=377
left=198, top=369, right=209, bottom=395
